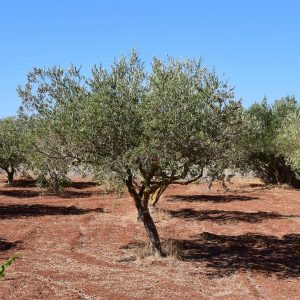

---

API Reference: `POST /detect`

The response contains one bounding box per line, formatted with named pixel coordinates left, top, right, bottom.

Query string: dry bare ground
left=0, top=177, right=299, bottom=299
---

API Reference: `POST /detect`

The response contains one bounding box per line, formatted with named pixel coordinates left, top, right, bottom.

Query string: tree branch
left=172, top=170, right=204, bottom=185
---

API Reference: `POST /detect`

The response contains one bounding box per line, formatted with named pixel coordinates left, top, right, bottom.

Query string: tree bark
left=7, top=170, right=14, bottom=185
left=3, top=166, right=15, bottom=185
left=126, top=173, right=163, bottom=257
left=150, top=184, right=168, bottom=208
left=138, top=207, right=163, bottom=256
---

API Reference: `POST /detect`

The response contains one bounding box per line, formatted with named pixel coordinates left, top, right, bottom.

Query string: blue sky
left=1, top=0, right=300, bottom=117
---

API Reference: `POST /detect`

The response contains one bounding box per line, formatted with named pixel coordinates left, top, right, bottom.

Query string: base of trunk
left=7, top=172, right=14, bottom=185
left=139, top=208, right=162, bottom=256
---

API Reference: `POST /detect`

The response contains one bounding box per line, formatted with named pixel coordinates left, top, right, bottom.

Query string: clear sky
left=1, top=0, right=300, bottom=117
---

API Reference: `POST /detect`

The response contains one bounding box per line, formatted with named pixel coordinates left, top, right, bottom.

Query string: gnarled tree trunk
left=126, top=173, right=162, bottom=257
left=137, top=206, right=162, bottom=256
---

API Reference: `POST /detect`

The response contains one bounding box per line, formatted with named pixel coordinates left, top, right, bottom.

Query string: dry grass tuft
left=234, top=177, right=264, bottom=188
left=151, top=208, right=171, bottom=222
left=135, top=242, right=152, bottom=260
left=133, top=239, right=180, bottom=261
left=122, top=207, right=139, bottom=222
left=162, top=239, right=180, bottom=259
left=122, top=206, right=171, bottom=223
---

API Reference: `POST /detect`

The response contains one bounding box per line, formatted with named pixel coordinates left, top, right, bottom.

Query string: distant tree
left=23, top=116, right=72, bottom=191
left=18, top=52, right=244, bottom=256
left=239, top=96, right=300, bottom=187
left=0, top=117, right=27, bottom=184
left=276, top=110, right=300, bottom=172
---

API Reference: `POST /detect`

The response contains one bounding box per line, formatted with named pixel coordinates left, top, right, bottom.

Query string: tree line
left=0, top=51, right=299, bottom=255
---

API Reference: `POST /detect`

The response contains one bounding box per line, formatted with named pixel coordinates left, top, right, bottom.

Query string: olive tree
left=238, top=96, right=300, bottom=187
left=276, top=110, right=300, bottom=171
left=0, top=117, right=27, bottom=184
left=19, top=52, right=243, bottom=256
left=23, top=116, right=72, bottom=190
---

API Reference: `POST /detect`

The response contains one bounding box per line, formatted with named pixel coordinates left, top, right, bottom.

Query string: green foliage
left=238, top=96, right=300, bottom=186
left=0, top=117, right=27, bottom=183
left=22, top=116, right=72, bottom=191
left=18, top=65, right=89, bottom=190
left=0, top=253, right=19, bottom=279
left=276, top=110, right=300, bottom=171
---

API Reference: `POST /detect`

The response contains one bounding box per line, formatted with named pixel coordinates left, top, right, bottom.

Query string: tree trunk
left=7, top=171, right=14, bottom=185
left=125, top=175, right=163, bottom=257
left=138, top=207, right=163, bottom=257
left=4, top=167, right=15, bottom=185
left=150, top=184, right=168, bottom=208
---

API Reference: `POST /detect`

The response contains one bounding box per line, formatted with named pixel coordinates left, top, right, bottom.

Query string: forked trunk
left=150, top=184, right=168, bottom=208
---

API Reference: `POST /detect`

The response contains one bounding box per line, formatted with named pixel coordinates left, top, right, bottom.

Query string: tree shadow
left=0, top=204, right=103, bottom=219
left=120, top=241, right=147, bottom=250
left=175, top=232, right=300, bottom=278
left=168, top=194, right=259, bottom=203
left=0, top=190, right=40, bottom=198
left=71, top=181, right=98, bottom=189
left=0, top=189, right=92, bottom=199
left=0, top=239, right=22, bottom=251
left=247, top=183, right=266, bottom=188
left=58, top=190, right=93, bottom=198
left=4, top=179, right=37, bottom=187
left=166, top=209, right=292, bottom=223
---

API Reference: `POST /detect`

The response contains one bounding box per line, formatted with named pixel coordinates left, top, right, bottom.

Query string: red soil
left=0, top=177, right=299, bottom=299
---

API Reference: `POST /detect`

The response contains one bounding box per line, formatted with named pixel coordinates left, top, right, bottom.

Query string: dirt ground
left=0, top=177, right=299, bottom=300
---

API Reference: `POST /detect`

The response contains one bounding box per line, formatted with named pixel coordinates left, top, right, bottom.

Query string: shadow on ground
left=7, top=179, right=37, bottom=187
left=0, top=189, right=93, bottom=199
left=176, top=232, right=300, bottom=278
left=247, top=183, right=266, bottom=188
left=0, top=204, right=103, bottom=219
left=166, top=208, right=292, bottom=223
left=71, top=181, right=98, bottom=189
left=168, top=194, right=259, bottom=203
left=0, top=239, right=22, bottom=251
left=120, top=232, right=300, bottom=279
left=122, top=233, right=300, bottom=278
